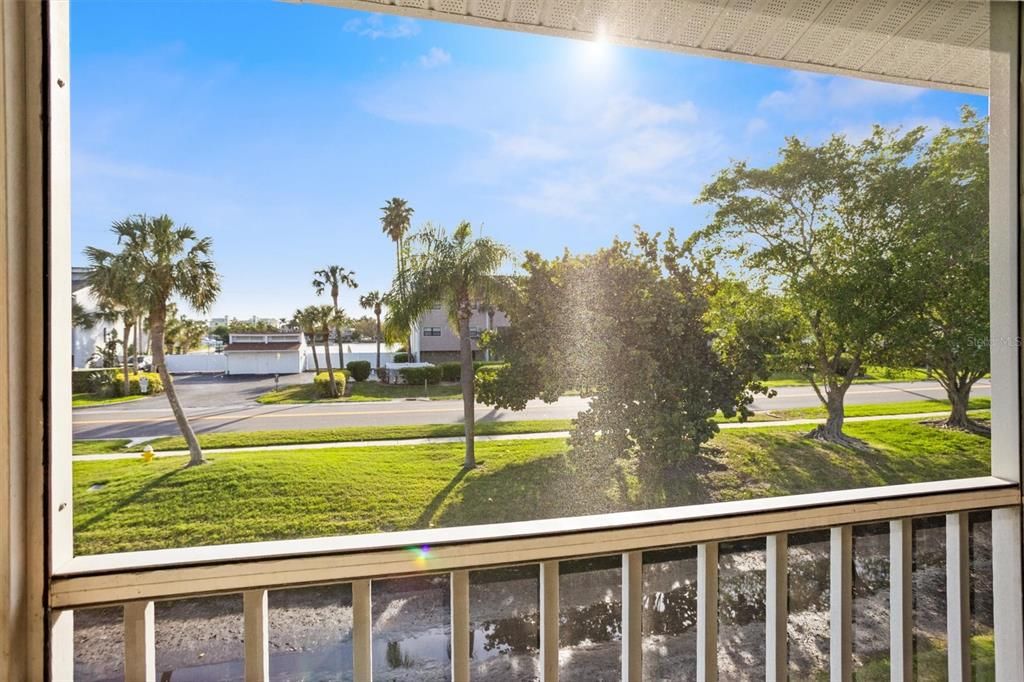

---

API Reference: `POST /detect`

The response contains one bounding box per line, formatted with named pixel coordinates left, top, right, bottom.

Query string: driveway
left=138, top=373, right=307, bottom=409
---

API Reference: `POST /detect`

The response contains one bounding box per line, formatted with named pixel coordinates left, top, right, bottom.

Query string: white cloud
left=491, top=133, right=569, bottom=161
left=759, top=71, right=926, bottom=116
left=745, top=117, right=769, bottom=136
left=343, top=14, right=420, bottom=39
left=419, top=47, right=452, bottom=69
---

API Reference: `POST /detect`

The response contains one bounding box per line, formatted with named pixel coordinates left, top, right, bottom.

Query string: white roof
left=293, top=0, right=989, bottom=92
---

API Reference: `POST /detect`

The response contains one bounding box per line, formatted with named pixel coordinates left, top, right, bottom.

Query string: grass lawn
left=257, top=381, right=463, bottom=404
left=763, top=365, right=932, bottom=388
left=72, top=417, right=990, bottom=555
left=72, top=439, right=133, bottom=456
left=72, top=393, right=148, bottom=408
left=70, top=397, right=989, bottom=455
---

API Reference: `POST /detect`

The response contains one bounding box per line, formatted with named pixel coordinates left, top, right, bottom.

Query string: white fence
left=165, top=353, right=227, bottom=374
left=305, top=344, right=398, bottom=371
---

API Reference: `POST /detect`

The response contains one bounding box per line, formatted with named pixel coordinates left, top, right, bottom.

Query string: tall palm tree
left=312, top=265, right=357, bottom=368
left=86, top=214, right=220, bottom=467
left=292, top=306, right=321, bottom=375
left=385, top=221, right=511, bottom=468
left=83, top=256, right=146, bottom=396
left=359, top=290, right=385, bottom=372
left=380, top=197, right=414, bottom=359
left=310, top=304, right=343, bottom=397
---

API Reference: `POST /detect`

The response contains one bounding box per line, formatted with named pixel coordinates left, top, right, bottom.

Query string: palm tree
left=313, top=265, right=358, bottom=368
left=381, top=197, right=414, bottom=359
left=359, top=291, right=385, bottom=372
left=385, top=221, right=511, bottom=468
left=82, top=256, right=146, bottom=396
left=310, top=304, right=343, bottom=397
left=86, top=214, right=220, bottom=467
left=292, top=306, right=321, bottom=375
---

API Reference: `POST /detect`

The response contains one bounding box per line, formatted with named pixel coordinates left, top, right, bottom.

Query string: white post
left=765, top=534, right=788, bottom=682
left=990, top=3, right=1024, bottom=679
left=451, top=570, right=470, bottom=682
left=946, top=513, right=971, bottom=681
left=352, top=579, right=373, bottom=682
left=697, top=542, right=718, bottom=682
left=123, top=601, right=155, bottom=682
left=540, top=561, right=559, bottom=681
left=890, top=519, right=913, bottom=682
left=621, top=551, right=643, bottom=682
left=830, top=526, right=852, bottom=682
left=243, top=590, right=269, bottom=682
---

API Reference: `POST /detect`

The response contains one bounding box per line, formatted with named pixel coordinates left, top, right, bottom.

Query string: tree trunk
left=941, top=378, right=988, bottom=434
left=375, top=313, right=381, bottom=370
left=151, top=308, right=205, bottom=466
left=122, top=320, right=131, bottom=396
left=332, top=292, right=344, bottom=370
left=309, top=333, right=321, bottom=374
left=322, top=335, right=338, bottom=398
left=459, top=312, right=476, bottom=469
left=806, top=384, right=865, bottom=448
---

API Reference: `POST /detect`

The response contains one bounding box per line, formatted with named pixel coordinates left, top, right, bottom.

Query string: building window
left=423, top=327, right=442, bottom=337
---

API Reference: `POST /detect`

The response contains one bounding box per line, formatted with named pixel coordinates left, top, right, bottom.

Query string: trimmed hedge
left=72, top=368, right=118, bottom=394
left=346, top=361, right=372, bottom=382
left=439, top=360, right=505, bottom=382
left=313, top=371, right=347, bottom=397
left=399, top=365, right=442, bottom=385
left=392, top=352, right=410, bottom=363
left=111, top=371, right=164, bottom=397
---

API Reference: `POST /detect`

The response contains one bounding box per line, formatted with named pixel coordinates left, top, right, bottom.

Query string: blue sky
left=72, top=1, right=986, bottom=320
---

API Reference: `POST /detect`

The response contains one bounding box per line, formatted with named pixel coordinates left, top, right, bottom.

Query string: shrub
left=346, top=360, right=372, bottom=382
left=473, top=360, right=504, bottom=372
left=111, top=371, right=164, bottom=397
left=399, top=365, right=442, bottom=385
left=392, top=352, right=409, bottom=363
left=72, top=368, right=118, bottom=393
left=313, top=371, right=347, bottom=397
left=439, top=361, right=462, bottom=382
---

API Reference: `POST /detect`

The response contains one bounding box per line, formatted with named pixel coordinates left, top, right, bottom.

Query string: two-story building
left=409, top=304, right=510, bottom=363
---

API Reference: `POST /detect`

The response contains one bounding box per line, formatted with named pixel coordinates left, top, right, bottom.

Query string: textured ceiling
left=293, top=0, right=991, bottom=92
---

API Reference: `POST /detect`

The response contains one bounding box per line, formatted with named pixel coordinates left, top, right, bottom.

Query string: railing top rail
left=51, top=477, right=1020, bottom=609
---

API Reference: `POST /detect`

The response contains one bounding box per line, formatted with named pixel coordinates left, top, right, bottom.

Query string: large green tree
left=380, top=197, right=415, bottom=360
left=313, top=265, right=357, bottom=368
left=477, top=230, right=765, bottom=499
left=690, top=126, right=924, bottom=445
left=386, top=221, right=511, bottom=468
left=86, top=215, right=220, bottom=467
left=893, top=109, right=990, bottom=432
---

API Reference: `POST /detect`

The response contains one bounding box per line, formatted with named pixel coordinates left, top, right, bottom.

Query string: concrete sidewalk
left=72, top=410, right=970, bottom=462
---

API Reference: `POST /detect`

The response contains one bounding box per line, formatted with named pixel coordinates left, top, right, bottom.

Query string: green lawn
left=257, top=381, right=463, bottom=404
left=72, top=393, right=148, bottom=408
left=71, top=397, right=989, bottom=455
left=72, top=417, right=990, bottom=555
left=763, top=365, right=932, bottom=388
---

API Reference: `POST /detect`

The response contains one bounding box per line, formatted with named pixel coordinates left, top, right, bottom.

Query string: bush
left=439, top=361, right=462, bottom=382
left=399, top=365, right=442, bottom=385
left=313, top=371, right=347, bottom=397
left=111, top=371, right=164, bottom=397
left=473, top=360, right=504, bottom=372
left=72, top=368, right=118, bottom=393
left=346, top=360, right=372, bottom=382
left=392, top=352, right=409, bottom=363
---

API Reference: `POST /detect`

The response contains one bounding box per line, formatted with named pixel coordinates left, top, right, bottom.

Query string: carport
left=224, top=333, right=306, bottom=375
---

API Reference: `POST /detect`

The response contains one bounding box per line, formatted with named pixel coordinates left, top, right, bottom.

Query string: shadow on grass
left=435, top=453, right=620, bottom=528
left=74, top=468, right=181, bottom=534
left=414, top=467, right=470, bottom=527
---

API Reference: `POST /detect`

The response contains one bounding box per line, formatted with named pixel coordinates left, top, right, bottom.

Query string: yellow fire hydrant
left=141, top=445, right=155, bottom=462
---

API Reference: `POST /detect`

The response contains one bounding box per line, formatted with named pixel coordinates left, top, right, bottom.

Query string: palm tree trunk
left=375, top=313, right=381, bottom=370
left=332, top=292, right=344, bottom=370
left=151, top=308, right=205, bottom=466
left=122, top=320, right=131, bottom=396
left=322, top=334, right=338, bottom=398
left=459, top=312, right=475, bottom=469
left=309, top=333, right=321, bottom=374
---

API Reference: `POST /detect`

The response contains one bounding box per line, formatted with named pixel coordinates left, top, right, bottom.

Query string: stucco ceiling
left=292, top=0, right=991, bottom=93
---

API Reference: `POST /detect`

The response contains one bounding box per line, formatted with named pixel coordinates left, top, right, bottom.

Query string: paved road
left=72, top=375, right=991, bottom=440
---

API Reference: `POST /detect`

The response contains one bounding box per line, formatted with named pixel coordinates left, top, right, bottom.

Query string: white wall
left=227, top=352, right=303, bottom=375
left=165, top=353, right=227, bottom=374
left=304, top=343, right=399, bottom=372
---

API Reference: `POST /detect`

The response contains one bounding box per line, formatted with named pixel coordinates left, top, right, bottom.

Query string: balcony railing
left=51, top=476, right=1021, bottom=681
